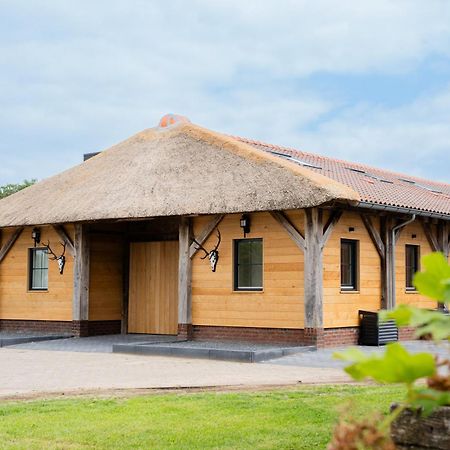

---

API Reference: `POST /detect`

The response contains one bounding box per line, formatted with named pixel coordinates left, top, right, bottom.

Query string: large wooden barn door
left=128, top=241, right=179, bottom=334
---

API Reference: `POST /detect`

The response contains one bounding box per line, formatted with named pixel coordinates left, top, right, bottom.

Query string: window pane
left=341, top=240, right=357, bottom=289
left=238, top=264, right=251, bottom=288
left=30, top=249, right=48, bottom=290
left=251, top=264, right=263, bottom=288
left=235, top=239, right=263, bottom=290
left=406, top=245, right=419, bottom=289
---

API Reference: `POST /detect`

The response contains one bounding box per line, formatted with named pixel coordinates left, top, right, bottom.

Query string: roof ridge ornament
left=158, top=113, right=191, bottom=128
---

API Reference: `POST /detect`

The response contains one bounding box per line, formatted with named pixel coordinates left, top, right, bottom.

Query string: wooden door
left=128, top=241, right=178, bottom=334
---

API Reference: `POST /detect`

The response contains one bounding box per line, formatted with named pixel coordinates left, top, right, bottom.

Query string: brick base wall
left=0, top=319, right=73, bottom=334
left=399, top=327, right=416, bottom=341
left=0, top=319, right=121, bottom=337
left=178, top=323, right=193, bottom=340
left=192, top=325, right=308, bottom=345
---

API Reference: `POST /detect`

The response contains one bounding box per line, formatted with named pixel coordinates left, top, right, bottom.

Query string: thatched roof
left=0, top=119, right=359, bottom=227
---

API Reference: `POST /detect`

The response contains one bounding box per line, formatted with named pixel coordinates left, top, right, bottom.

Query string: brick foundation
left=192, top=325, right=358, bottom=348
left=0, top=319, right=73, bottom=334
left=178, top=323, right=193, bottom=340
left=399, top=326, right=416, bottom=341
left=0, top=319, right=121, bottom=337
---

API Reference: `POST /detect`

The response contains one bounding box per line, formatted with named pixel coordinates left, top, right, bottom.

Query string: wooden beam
left=53, top=225, right=75, bottom=257
left=421, top=221, right=440, bottom=252
left=361, top=214, right=385, bottom=260
left=270, top=211, right=306, bottom=252
left=178, top=217, right=192, bottom=326
left=189, top=214, right=224, bottom=259
left=321, top=209, right=342, bottom=248
left=304, top=208, right=324, bottom=328
left=437, top=221, right=449, bottom=258
left=73, top=224, right=90, bottom=322
left=380, top=216, right=393, bottom=310
left=121, top=232, right=130, bottom=334
left=0, top=227, right=24, bottom=264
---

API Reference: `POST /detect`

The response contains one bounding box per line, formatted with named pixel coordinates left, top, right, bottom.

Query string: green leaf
left=334, top=343, right=436, bottom=384
left=414, top=252, right=450, bottom=304
left=409, top=387, right=450, bottom=416
left=380, top=305, right=450, bottom=341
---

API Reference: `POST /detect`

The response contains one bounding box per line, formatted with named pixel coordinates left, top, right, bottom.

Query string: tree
left=0, top=179, right=37, bottom=199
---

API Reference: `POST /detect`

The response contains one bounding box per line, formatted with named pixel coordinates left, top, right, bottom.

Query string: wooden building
left=0, top=114, right=449, bottom=346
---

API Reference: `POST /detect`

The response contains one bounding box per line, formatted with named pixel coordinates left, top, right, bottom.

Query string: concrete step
left=112, top=342, right=316, bottom=363
left=0, top=334, right=71, bottom=348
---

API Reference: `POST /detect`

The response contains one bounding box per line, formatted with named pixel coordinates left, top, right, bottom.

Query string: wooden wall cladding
left=0, top=225, right=74, bottom=321
left=191, top=211, right=305, bottom=329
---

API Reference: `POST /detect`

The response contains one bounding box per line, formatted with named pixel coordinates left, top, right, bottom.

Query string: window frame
left=28, top=247, right=49, bottom=291
left=233, top=238, right=263, bottom=292
left=340, top=238, right=359, bottom=292
left=405, top=244, right=420, bottom=292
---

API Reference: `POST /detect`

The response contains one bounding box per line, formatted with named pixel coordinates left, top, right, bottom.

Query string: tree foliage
left=0, top=179, right=36, bottom=199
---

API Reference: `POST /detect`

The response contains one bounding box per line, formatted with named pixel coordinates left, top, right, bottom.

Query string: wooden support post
left=121, top=228, right=130, bottom=335
left=189, top=214, right=224, bottom=258
left=73, top=224, right=90, bottom=335
left=304, top=208, right=324, bottom=329
left=178, top=217, right=192, bottom=338
left=0, top=227, right=24, bottom=264
left=273, top=208, right=342, bottom=335
left=53, top=225, right=75, bottom=256
left=380, top=216, right=393, bottom=310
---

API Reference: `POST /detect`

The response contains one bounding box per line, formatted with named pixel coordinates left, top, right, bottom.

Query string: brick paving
left=263, top=341, right=449, bottom=368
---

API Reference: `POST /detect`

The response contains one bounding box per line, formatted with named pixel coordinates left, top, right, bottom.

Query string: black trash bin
left=358, top=310, right=398, bottom=346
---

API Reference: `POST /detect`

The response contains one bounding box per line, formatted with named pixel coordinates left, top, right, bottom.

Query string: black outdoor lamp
left=240, top=214, right=250, bottom=238
left=31, top=227, right=41, bottom=247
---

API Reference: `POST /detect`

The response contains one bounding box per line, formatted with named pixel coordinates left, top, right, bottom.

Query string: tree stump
left=390, top=406, right=450, bottom=450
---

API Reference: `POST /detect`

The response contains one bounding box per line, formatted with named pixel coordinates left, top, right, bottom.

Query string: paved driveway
left=0, top=348, right=349, bottom=399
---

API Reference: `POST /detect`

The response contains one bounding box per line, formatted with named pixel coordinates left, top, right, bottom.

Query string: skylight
left=268, top=150, right=322, bottom=170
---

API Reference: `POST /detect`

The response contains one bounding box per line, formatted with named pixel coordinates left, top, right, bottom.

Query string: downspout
left=389, top=214, right=416, bottom=309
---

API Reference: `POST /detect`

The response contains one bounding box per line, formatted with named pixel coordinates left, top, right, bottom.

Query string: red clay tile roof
left=236, top=136, right=450, bottom=218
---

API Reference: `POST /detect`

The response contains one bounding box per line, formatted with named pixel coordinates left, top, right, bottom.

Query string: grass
left=0, top=385, right=404, bottom=449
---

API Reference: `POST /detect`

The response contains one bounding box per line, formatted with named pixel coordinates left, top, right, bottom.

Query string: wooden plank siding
left=0, top=226, right=74, bottom=320
left=322, top=211, right=382, bottom=328
left=395, top=221, right=435, bottom=309
left=191, top=211, right=305, bottom=329
left=88, top=234, right=124, bottom=321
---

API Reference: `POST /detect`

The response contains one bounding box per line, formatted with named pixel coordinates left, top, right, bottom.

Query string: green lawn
left=0, top=385, right=403, bottom=449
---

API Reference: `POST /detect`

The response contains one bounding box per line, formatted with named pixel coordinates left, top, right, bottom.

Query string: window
left=234, top=239, right=263, bottom=291
left=405, top=245, right=420, bottom=291
left=341, top=239, right=358, bottom=291
left=29, top=248, right=49, bottom=291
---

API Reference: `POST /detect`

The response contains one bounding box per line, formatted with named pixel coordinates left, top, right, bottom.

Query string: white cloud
left=0, top=1, right=450, bottom=183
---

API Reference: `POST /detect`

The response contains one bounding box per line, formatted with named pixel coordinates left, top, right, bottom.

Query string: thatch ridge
left=0, top=122, right=359, bottom=227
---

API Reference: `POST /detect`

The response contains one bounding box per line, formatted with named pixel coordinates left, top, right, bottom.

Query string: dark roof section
left=236, top=136, right=450, bottom=218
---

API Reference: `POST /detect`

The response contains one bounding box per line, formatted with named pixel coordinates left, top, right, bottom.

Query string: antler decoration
left=192, top=229, right=221, bottom=272
left=43, top=241, right=66, bottom=275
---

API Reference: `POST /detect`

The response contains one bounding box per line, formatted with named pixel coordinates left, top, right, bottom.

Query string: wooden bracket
left=321, top=210, right=342, bottom=249
left=53, top=225, right=75, bottom=257
left=0, top=227, right=24, bottom=264
left=270, top=211, right=306, bottom=252
left=189, top=214, right=224, bottom=259
left=421, top=221, right=440, bottom=253
left=361, top=214, right=385, bottom=260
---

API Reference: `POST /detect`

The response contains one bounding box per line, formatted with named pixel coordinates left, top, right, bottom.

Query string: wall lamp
left=240, top=214, right=251, bottom=238
left=31, top=227, right=41, bottom=247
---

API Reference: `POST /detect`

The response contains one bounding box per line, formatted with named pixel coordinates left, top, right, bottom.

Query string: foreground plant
left=328, top=252, right=450, bottom=449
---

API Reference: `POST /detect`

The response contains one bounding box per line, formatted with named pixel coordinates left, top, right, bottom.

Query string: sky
left=1, top=0, right=450, bottom=185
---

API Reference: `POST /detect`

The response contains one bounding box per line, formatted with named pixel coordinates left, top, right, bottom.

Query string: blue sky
left=1, top=0, right=450, bottom=185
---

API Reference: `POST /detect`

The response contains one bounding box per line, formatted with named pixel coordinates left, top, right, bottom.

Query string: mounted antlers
left=43, top=240, right=66, bottom=275
left=192, top=229, right=221, bottom=272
